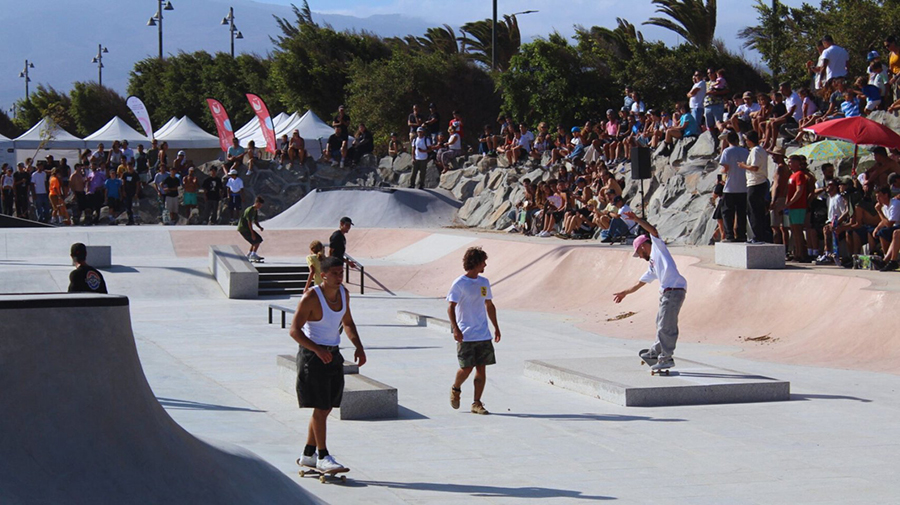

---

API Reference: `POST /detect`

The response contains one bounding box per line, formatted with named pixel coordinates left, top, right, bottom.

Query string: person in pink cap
left=612, top=212, right=687, bottom=372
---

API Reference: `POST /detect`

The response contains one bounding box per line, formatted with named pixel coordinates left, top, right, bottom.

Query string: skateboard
left=296, top=459, right=349, bottom=483
left=248, top=257, right=265, bottom=264
left=639, top=348, right=672, bottom=375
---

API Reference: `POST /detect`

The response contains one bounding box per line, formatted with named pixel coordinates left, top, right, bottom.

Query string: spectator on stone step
left=719, top=130, right=749, bottom=242
left=201, top=166, right=225, bottom=225
left=736, top=130, right=772, bottom=243
left=388, top=132, right=405, bottom=160
left=289, top=130, right=308, bottom=165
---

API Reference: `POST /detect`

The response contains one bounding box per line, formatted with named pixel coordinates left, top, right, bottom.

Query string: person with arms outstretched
left=612, top=213, right=687, bottom=373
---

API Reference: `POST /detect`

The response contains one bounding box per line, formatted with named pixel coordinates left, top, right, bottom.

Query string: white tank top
left=448, top=133, right=461, bottom=151
left=301, top=285, right=347, bottom=346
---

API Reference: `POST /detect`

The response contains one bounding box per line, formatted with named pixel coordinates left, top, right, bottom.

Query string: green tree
left=68, top=82, right=134, bottom=137
left=738, top=0, right=792, bottom=86
left=345, top=51, right=499, bottom=150
left=0, top=110, right=21, bottom=138
left=644, top=0, right=717, bottom=47
left=460, top=15, right=522, bottom=71
left=13, top=85, right=73, bottom=133
left=498, top=33, right=612, bottom=128
left=269, top=2, right=390, bottom=118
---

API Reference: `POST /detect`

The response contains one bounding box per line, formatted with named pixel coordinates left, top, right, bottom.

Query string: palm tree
left=581, top=18, right=645, bottom=60
left=459, top=15, right=522, bottom=71
left=643, top=0, right=717, bottom=47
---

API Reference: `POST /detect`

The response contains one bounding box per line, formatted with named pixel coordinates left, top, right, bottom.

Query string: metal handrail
left=343, top=252, right=364, bottom=294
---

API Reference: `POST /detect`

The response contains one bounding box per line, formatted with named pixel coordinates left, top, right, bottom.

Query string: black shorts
left=713, top=198, right=724, bottom=220
left=107, top=197, right=121, bottom=212
left=240, top=229, right=263, bottom=245
left=296, top=346, right=344, bottom=410
left=552, top=210, right=565, bottom=222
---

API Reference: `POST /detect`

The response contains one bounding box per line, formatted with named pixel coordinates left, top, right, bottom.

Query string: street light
left=18, top=60, right=34, bottom=101
left=490, top=3, right=538, bottom=71
left=221, top=7, right=244, bottom=58
left=147, top=0, right=175, bottom=60
left=91, top=44, right=109, bottom=87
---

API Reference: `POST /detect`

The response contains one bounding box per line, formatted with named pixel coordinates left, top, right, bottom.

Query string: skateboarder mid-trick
left=289, top=256, right=366, bottom=474
left=612, top=212, right=687, bottom=373
left=238, top=196, right=265, bottom=262
left=448, top=247, right=501, bottom=415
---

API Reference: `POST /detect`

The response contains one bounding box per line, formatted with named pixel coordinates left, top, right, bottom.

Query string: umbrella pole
left=852, top=144, right=858, bottom=177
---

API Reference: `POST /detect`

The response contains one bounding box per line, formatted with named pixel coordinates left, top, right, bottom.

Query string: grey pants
left=647, top=289, right=686, bottom=360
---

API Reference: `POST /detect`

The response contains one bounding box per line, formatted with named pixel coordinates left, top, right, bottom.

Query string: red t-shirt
left=788, top=171, right=809, bottom=210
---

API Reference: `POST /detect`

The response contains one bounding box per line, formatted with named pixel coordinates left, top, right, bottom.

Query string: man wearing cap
left=407, top=104, right=424, bottom=143
left=737, top=131, right=773, bottom=243
left=768, top=146, right=791, bottom=245
left=68, top=242, right=108, bottom=294
left=410, top=127, right=432, bottom=189
left=332, top=105, right=351, bottom=141
left=329, top=217, right=353, bottom=260
left=226, top=168, right=244, bottom=226
left=730, top=91, right=761, bottom=134
left=613, top=213, right=687, bottom=372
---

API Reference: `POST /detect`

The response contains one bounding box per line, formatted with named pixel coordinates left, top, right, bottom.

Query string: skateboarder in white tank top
left=289, top=256, right=366, bottom=472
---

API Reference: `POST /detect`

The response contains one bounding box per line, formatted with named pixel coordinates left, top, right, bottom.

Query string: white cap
left=229, top=169, right=238, bottom=175
left=177, top=150, right=186, bottom=157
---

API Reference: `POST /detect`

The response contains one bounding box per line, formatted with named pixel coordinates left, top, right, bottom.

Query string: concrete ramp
left=264, top=187, right=461, bottom=229
left=0, top=294, right=320, bottom=505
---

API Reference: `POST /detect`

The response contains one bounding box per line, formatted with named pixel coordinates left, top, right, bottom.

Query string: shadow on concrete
left=157, top=397, right=266, bottom=412
left=356, top=324, right=424, bottom=328
left=130, top=266, right=213, bottom=280
left=352, top=405, right=429, bottom=422
left=492, top=412, right=686, bottom=422
left=364, top=345, right=442, bottom=350
left=791, top=393, right=873, bottom=403
left=361, top=271, right=396, bottom=296
left=675, top=371, right=778, bottom=381
left=352, top=480, right=615, bottom=500
left=104, top=266, right=140, bottom=273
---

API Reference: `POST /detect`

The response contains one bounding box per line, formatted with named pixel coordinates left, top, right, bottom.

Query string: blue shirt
left=720, top=145, right=750, bottom=193
left=679, top=113, right=699, bottom=137
left=227, top=146, right=245, bottom=158
left=840, top=97, right=860, bottom=117
left=104, top=178, right=123, bottom=199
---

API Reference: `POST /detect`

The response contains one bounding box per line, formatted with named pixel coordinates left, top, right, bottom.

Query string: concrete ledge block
left=715, top=242, right=785, bottom=269
left=396, top=310, right=451, bottom=330
left=208, top=245, right=258, bottom=299
left=276, top=354, right=358, bottom=396
left=85, top=246, right=111, bottom=268
left=525, top=357, right=790, bottom=407
left=334, top=374, right=398, bottom=420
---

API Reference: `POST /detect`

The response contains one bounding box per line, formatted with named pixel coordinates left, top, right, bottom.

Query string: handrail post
left=360, top=266, right=364, bottom=294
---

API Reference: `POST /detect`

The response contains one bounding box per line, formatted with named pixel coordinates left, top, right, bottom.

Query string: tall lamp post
left=490, top=6, right=538, bottom=71
left=221, top=7, right=244, bottom=58
left=91, top=44, right=109, bottom=87
left=147, top=0, right=175, bottom=60
left=19, top=60, right=34, bottom=101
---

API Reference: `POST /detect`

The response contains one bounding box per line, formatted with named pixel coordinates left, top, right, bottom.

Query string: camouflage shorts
left=457, top=339, right=496, bottom=369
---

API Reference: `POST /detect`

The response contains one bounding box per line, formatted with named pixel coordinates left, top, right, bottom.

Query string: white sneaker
left=316, top=455, right=346, bottom=472
left=300, top=453, right=317, bottom=467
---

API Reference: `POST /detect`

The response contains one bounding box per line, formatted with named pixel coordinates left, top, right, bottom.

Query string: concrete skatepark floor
left=1, top=226, right=899, bottom=504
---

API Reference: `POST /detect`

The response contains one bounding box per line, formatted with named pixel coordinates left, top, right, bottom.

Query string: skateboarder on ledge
left=612, top=212, right=687, bottom=373
left=238, top=196, right=265, bottom=262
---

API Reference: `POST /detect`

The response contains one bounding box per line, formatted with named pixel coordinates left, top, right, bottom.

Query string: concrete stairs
left=255, top=264, right=309, bottom=297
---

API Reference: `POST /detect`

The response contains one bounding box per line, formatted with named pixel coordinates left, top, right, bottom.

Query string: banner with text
left=245, top=93, right=276, bottom=154
left=205, top=98, right=234, bottom=153
left=126, top=96, right=154, bottom=139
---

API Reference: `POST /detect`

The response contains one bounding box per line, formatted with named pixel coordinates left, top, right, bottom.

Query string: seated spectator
left=889, top=173, right=900, bottom=196
left=348, top=123, right=374, bottom=166
left=245, top=141, right=259, bottom=176
left=226, top=137, right=245, bottom=173
left=874, top=186, right=900, bottom=255
left=662, top=102, right=699, bottom=154
left=495, top=129, right=517, bottom=162
left=537, top=180, right=570, bottom=237
left=478, top=124, right=497, bottom=156
left=436, top=123, right=463, bottom=173
left=841, top=87, right=862, bottom=118
left=275, top=134, right=289, bottom=164
left=289, top=130, right=308, bottom=165
left=749, top=93, right=773, bottom=141
left=507, top=123, right=534, bottom=166
left=729, top=92, right=761, bottom=134
left=863, top=146, right=900, bottom=191
left=531, top=131, right=552, bottom=162
left=820, top=179, right=850, bottom=264
left=323, top=126, right=346, bottom=168
left=565, top=127, right=586, bottom=168
left=599, top=195, right=637, bottom=242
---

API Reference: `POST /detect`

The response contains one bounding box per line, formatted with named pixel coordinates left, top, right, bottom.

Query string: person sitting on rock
left=436, top=123, right=463, bottom=174
left=289, top=130, right=308, bottom=166
left=661, top=102, right=699, bottom=156
left=347, top=123, right=373, bottom=167
left=388, top=132, right=404, bottom=160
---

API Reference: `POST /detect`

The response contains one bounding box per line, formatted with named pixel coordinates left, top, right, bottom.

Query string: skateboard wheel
left=299, top=470, right=306, bottom=477
left=340, top=475, right=347, bottom=483
left=319, top=475, right=326, bottom=483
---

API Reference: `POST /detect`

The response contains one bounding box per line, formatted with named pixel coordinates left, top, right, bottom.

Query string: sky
left=0, top=0, right=813, bottom=126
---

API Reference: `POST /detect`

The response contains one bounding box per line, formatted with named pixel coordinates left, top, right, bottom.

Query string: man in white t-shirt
left=600, top=195, right=636, bottom=242
left=409, top=126, right=432, bottom=190
left=447, top=247, right=501, bottom=415
left=730, top=91, right=760, bottom=133
left=687, top=71, right=706, bottom=128
left=819, top=35, right=849, bottom=83
left=225, top=169, right=244, bottom=225
left=613, top=214, right=687, bottom=372
left=30, top=163, right=51, bottom=223
left=737, top=131, right=773, bottom=243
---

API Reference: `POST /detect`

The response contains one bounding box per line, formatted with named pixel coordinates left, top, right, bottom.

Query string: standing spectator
left=737, top=131, right=772, bottom=242
left=407, top=104, right=424, bottom=143
left=182, top=167, right=199, bottom=220
left=332, top=105, right=351, bottom=141
left=121, top=140, right=134, bottom=164
left=104, top=168, right=124, bottom=226
left=69, top=165, right=86, bottom=225
left=225, top=169, right=243, bottom=226
left=162, top=166, right=181, bottom=225
left=108, top=141, right=123, bottom=170
left=821, top=179, right=849, bottom=264
left=146, top=139, right=159, bottom=174
left=817, top=35, right=849, bottom=84
left=152, top=165, right=168, bottom=223
left=157, top=141, right=170, bottom=169
left=388, top=132, right=404, bottom=159
left=304, top=240, right=326, bottom=292
left=86, top=162, right=107, bottom=226
left=68, top=243, right=107, bottom=294
left=30, top=163, right=51, bottom=223
left=325, top=126, right=346, bottom=168
left=885, top=36, right=900, bottom=102
left=806, top=41, right=826, bottom=93
left=48, top=168, right=70, bottom=225
left=329, top=216, right=353, bottom=261
left=58, top=157, right=70, bottom=191
left=425, top=103, right=441, bottom=142
left=1, top=165, right=13, bottom=216
left=786, top=155, right=811, bottom=262
left=719, top=131, right=749, bottom=242
left=173, top=150, right=189, bottom=175
left=226, top=137, right=245, bottom=173
left=238, top=196, right=265, bottom=261
left=347, top=123, right=374, bottom=167
left=623, top=85, right=635, bottom=111
left=135, top=144, right=149, bottom=183
left=613, top=213, right=688, bottom=373
left=201, top=166, right=225, bottom=225
left=687, top=70, right=707, bottom=128
left=704, top=68, right=728, bottom=138
left=91, top=143, right=108, bottom=169
left=409, top=127, right=432, bottom=189
left=121, top=161, right=140, bottom=226
left=447, top=247, right=501, bottom=415
left=768, top=146, right=790, bottom=245
left=13, top=163, right=29, bottom=218
left=450, top=110, right=465, bottom=139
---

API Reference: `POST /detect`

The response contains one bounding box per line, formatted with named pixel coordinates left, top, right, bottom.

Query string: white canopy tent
left=154, top=116, right=222, bottom=164
left=280, top=110, right=338, bottom=160
left=84, top=117, right=151, bottom=146
left=237, top=111, right=298, bottom=149
left=154, top=117, right=179, bottom=139
left=0, top=133, right=15, bottom=168
left=13, top=118, right=84, bottom=164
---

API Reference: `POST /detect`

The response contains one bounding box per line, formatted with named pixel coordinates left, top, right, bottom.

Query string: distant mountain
left=0, top=0, right=434, bottom=114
